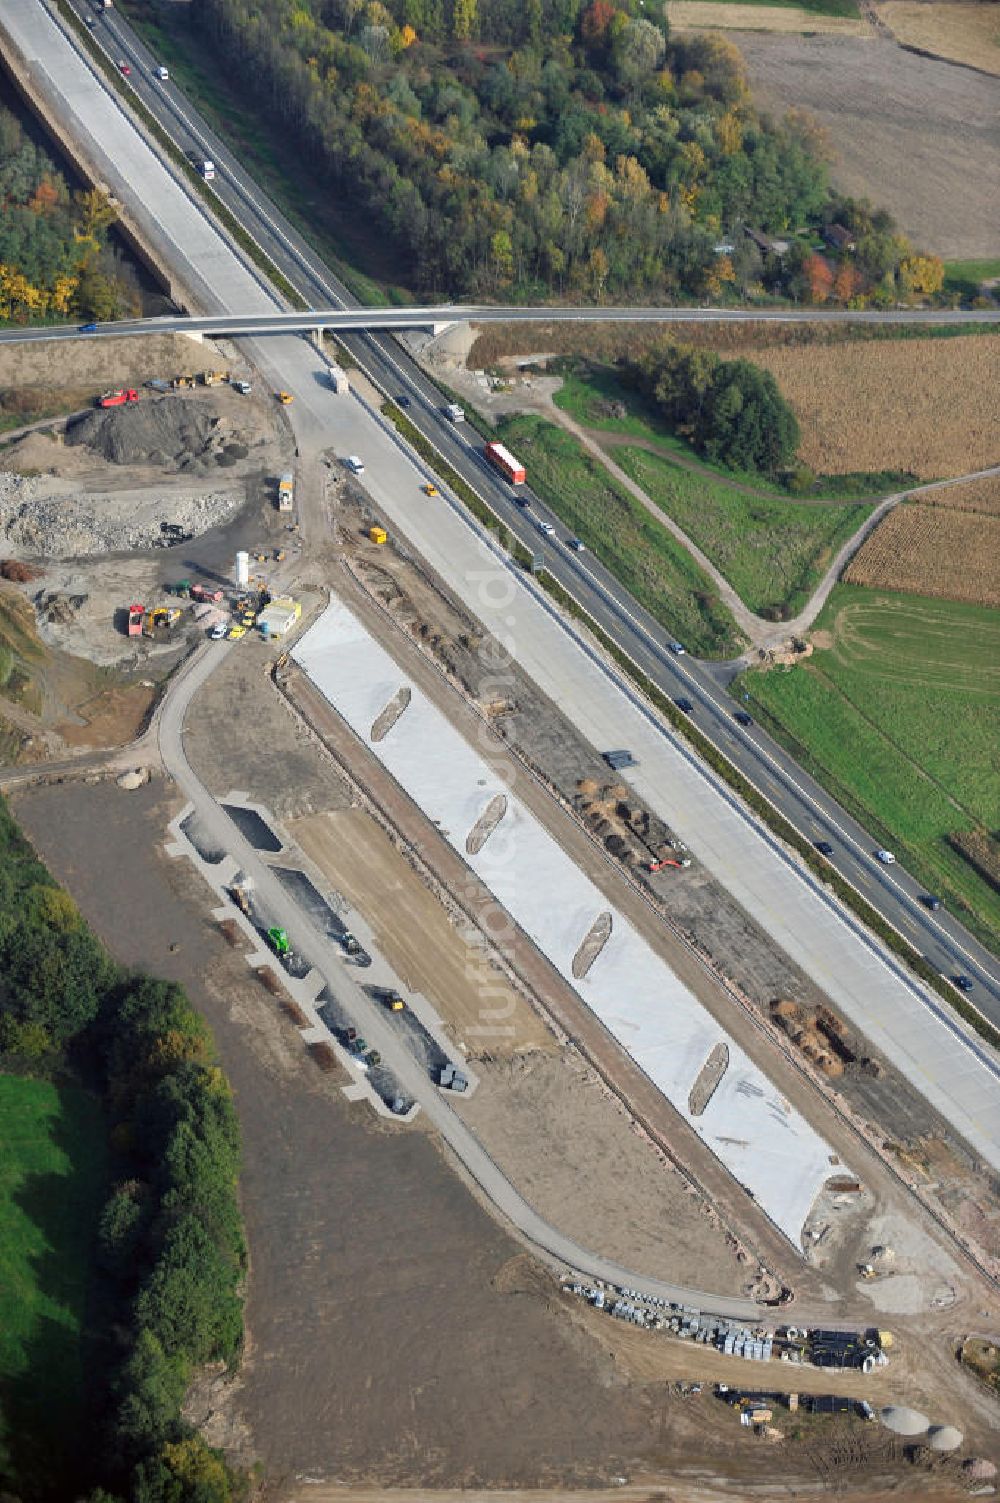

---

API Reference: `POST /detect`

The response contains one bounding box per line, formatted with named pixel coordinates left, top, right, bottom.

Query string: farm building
left=823, top=223, right=857, bottom=252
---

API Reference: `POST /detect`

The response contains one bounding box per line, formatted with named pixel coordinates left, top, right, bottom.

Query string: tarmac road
left=43, top=0, right=1000, bottom=1014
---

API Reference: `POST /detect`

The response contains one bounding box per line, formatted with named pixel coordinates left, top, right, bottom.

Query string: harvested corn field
left=844, top=504, right=1000, bottom=606
left=463, top=328, right=1000, bottom=482
left=746, top=336, right=1000, bottom=479
left=878, top=2, right=1000, bottom=76
left=666, top=1, right=868, bottom=33
left=922, top=475, right=1000, bottom=515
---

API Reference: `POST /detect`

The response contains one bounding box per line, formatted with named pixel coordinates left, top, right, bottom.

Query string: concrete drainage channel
left=166, top=797, right=476, bottom=1121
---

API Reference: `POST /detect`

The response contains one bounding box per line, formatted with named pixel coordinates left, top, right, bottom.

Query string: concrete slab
left=294, top=597, right=843, bottom=1247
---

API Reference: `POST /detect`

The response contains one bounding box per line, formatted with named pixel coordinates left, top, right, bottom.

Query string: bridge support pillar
left=309, top=327, right=325, bottom=349
left=429, top=322, right=456, bottom=337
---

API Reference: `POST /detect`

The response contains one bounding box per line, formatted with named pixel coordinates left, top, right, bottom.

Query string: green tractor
left=267, top=926, right=290, bottom=957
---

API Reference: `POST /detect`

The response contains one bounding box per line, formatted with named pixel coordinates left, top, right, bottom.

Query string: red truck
left=127, top=603, right=144, bottom=637
left=484, top=440, right=526, bottom=485
left=190, top=583, right=224, bottom=603
left=99, top=388, right=139, bottom=408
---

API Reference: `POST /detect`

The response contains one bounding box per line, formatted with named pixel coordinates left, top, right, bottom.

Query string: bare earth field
left=10, top=782, right=988, bottom=1495
left=844, top=503, right=1000, bottom=605
left=878, top=1, right=1000, bottom=75
left=457, top=1050, right=749, bottom=1292
left=291, top=807, right=555, bottom=1056
left=730, top=34, right=1000, bottom=257
left=666, top=1, right=868, bottom=33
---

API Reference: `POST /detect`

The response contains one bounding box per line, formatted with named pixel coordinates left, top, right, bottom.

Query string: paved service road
left=157, top=641, right=761, bottom=1321
left=3, top=0, right=998, bottom=1168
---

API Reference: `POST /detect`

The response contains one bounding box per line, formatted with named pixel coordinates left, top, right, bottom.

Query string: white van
left=345, top=455, right=365, bottom=475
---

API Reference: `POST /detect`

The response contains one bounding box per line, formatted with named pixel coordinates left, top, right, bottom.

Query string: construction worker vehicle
left=190, top=583, right=224, bottom=603
left=230, top=880, right=253, bottom=916
left=267, top=927, right=290, bottom=957
left=98, top=388, right=138, bottom=408
left=385, top=991, right=405, bottom=1012
left=170, top=578, right=192, bottom=597
left=143, top=606, right=181, bottom=636
left=422, top=483, right=438, bottom=496
left=127, top=603, right=144, bottom=637
left=228, top=624, right=247, bottom=640
left=647, top=856, right=692, bottom=872
left=231, top=379, right=252, bottom=395
left=199, top=370, right=229, bottom=386
left=275, top=391, right=294, bottom=405
left=368, top=525, right=387, bottom=545
left=171, top=375, right=196, bottom=389
left=340, top=931, right=361, bottom=956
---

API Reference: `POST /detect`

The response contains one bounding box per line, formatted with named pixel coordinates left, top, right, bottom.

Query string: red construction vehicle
left=127, top=603, right=144, bottom=637
left=484, top=440, right=526, bottom=485
left=647, top=856, right=692, bottom=872
left=98, top=388, right=139, bottom=408
left=190, top=583, right=224, bottom=603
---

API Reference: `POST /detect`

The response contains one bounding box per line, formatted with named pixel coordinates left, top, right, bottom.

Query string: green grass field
left=740, top=585, right=1000, bottom=949
left=943, top=259, right=1000, bottom=301
left=611, top=446, right=871, bottom=616
left=497, top=413, right=746, bottom=658
left=0, top=1075, right=107, bottom=1495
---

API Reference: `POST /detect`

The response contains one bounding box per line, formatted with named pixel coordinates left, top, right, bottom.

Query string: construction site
left=2, top=325, right=998, bottom=1498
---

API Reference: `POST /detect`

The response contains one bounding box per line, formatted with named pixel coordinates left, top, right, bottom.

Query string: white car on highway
left=875, top=849, right=896, bottom=865
left=537, top=520, right=555, bottom=536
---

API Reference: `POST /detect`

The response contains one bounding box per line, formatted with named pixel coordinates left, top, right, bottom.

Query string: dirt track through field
left=732, top=33, right=1000, bottom=257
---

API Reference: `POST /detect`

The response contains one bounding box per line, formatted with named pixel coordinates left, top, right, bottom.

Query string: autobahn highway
left=10, top=0, right=1000, bottom=1025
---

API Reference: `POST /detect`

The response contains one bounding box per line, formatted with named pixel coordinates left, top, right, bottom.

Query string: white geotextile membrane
left=295, top=600, right=843, bottom=1246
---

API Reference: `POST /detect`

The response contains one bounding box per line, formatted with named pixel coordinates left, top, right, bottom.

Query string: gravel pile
left=0, top=468, right=243, bottom=556
left=65, top=395, right=253, bottom=471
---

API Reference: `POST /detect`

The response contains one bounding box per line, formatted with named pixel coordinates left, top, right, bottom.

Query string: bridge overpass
left=2, top=302, right=999, bottom=346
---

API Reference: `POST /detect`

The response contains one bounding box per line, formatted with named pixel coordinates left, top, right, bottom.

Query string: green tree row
left=629, top=340, right=800, bottom=474
left=0, top=103, right=138, bottom=323
left=0, top=799, right=245, bottom=1503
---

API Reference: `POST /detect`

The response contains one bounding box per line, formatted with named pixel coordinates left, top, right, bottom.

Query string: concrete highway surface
left=15, top=0, right=1000, bottom=1018
left=2, top=0, right=998, bottom=1188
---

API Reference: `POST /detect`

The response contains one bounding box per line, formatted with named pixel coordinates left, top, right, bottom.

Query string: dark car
left=733, top=710, right=753, bottom=727
left=921, top=893, right=943, bottom=911
left=78, top=322, right=98, bottom=334
left=815, top=841, right=834, bottom=857
left=953, top=974, right=974, bottom=992
left=674, top=697, right=694, bottom=714
left=397, top=393, right=410, bottom=408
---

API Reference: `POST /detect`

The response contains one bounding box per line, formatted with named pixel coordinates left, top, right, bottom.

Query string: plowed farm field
left=878, top=2, right=1000, bottom=76
left=746, top=336, right=1000, bottom=479
left=844, top=504, right=1000, bottom=607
